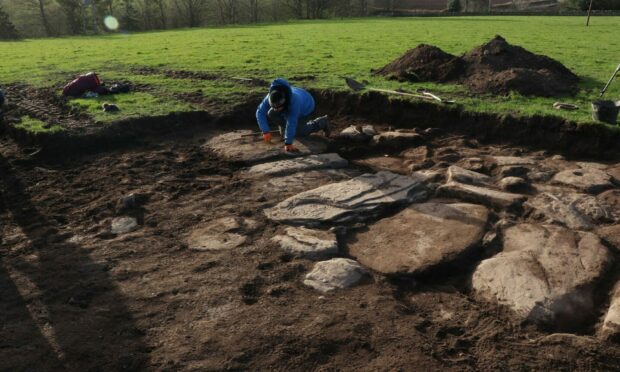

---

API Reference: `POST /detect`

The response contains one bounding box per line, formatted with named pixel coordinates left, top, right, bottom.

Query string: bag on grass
left=62, top=72, right=102, bottom=97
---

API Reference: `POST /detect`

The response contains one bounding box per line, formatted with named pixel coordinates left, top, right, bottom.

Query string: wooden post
left=586, top=0, right=594, bottom=26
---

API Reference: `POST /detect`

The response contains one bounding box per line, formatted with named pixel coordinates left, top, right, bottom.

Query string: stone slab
left=349, top=203, right=489, bottom=275
left=187, top=217, right=258, bottom=251
left=204, top=130, right=327, bottom=163
left=438, top=181, right=526, bottom=209
left=552, top=168, right=614, bottom=194
left=303, top=258, right=369, bottom=293
left=272, top=227, right=338, bottom=259
left=597, top=225, right=620, bottom=249
left=247, top=153, right=348, bottom=176
left=447, top=165, right=491, bottom=186
left=491, top=156, right=536, bottom=166
left=473, top=224, right=613, bottom=328
left=265, top=171, right=429, bottom=225
left=526, top=192, right=613, bottom=231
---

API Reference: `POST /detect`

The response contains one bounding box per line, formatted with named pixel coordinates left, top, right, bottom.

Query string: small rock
left=551, top=155, right=565, bottom=161
left=498, top=177, right=528, bottom=192
left=492, top=156, right=536, bottom=167
left=272, top=227, right=338, bottom=259
left=339, top=126, right=368, bottom=142
left=362, top=125, right=377, bottom=136
left=303, top=258, right=369, bottom=293
left=111, top=217, right=138, bottom=234
left=371, top=131, right=424, bottom=150
left=577, top=162, right=608, bottom=170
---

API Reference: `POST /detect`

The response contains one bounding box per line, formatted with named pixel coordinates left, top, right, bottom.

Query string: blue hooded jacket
left=256, top=78, right=315, bottom=144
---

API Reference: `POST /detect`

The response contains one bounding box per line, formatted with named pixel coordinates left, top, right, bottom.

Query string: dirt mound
left=375, top=36, right=579, bottom=97
left=373, top=44, right=464, bottom=82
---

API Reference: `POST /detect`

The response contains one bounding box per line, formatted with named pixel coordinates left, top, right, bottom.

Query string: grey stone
left=349, top=203, right=489, bottom=275
left=371, top=131, right=424, bottom=150
left=204, top=130, right=327, bottom=163
left=339, top=126, right=368, bottom=142
left=438, top=182, right=526, bottom=209
left=551, top=155, right=565, bottom=161
left=247, top=153, right=348, bottom=176
left=187, top=217, right=258, bottom=251
left=272, top=227, right=338, bottom=259
left=600, top=282, right=620, bottom=340
left=598, top=190, right=620, bottom=220
left=498, top=177, right=528, bottom=192
left=111, top=217, right=138, bottom=234
left=257, top=169, right=352, bottom=200
left=552, top=168, right=614, bottom=194
left=265, top=171, right=429, bottom=225
left=303, top=258, right=369, bottom=293
left=447, top=165, right=491, bottom=186
left=362, top=125, right=377, bottom=136
left=526, top=192, right=612, bottom=231
left=355, top=156, right=408, bottom=174
left=473, top=224, right=613, bottom=328
left=492, top=156, right=536, bottom=166
left=577, top=162, right=608, bottom=170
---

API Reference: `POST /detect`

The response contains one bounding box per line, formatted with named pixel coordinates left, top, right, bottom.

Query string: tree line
left=0, top=0, right=373, bottom=39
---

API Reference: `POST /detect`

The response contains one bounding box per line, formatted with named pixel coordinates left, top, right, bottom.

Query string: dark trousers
left=267, top=108, right=322, bottom=137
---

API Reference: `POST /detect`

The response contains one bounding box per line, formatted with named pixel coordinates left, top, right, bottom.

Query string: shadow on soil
left=0, top=154, right=149, bottom=370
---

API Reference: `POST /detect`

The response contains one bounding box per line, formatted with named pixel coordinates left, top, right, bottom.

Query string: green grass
left=15, top=116, right=63, bottom=133
left=1, top=17, right=620, bottom=128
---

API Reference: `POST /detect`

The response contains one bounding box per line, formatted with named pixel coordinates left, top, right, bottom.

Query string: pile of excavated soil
left=375, top=35, right=579, bottom=97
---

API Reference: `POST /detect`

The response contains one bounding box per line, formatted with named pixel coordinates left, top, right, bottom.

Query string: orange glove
left=284, top=144, right=300, bottom=153
left=263, top=132, right=272, bottom=143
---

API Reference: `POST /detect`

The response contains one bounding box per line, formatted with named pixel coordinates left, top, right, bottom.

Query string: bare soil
left=1, top=110, right=620, bottom=371
left=374, top=35, right=579, bottom=97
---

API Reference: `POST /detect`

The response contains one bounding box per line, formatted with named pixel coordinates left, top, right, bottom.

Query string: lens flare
left=104, top=16, right=119, bottom=31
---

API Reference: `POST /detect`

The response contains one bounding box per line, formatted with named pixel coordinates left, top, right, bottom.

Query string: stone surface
left=473, top=224, right=613, bottom=328
left=552, top=168, right=614, bottom=194
left=401, top=146, right=430, bottom=163
left=371, top=131, right=424, bottom=150
left=577, top=162, right=608, bottom=170
left=500, top=166, right=529, bottom=178
left=272, top=227, right=338, bottom=259
left=339, top=126, right=369, bottom=142
left=187, top=217, right=258, bottom=251
left=362, top=125, right=377, bottom=136
left=527, top=192, right=613, bottom=231
left=265, top=171, right=429, bottom=225
left=447, top=165, right=491, bottom=186
left=303, top=258, right=369, bottom=293
left=597, top=225, right=620, bottom=249
left=458, top=157, right=486, bottom=172
left=247, top=153, right=348, bottom=176
left=597, top=189, right=620, bottom=220
left=256, top=169, right=352, bottom=200
left=498, top=177, right=528, bottom=192
left=355, top=156, right=408, bottom=174
left=438, top=182, right=526, bottom=209
left=349, top=203, right=489, bottom=275
left=600, top=282, right=620, bottom=341
left=111, top=217, right=138, bottom=234
left=608, top=165, right=620, bottom=184
left=492, top=156, right=536, bottom=166
left=204, top=130, right=327, bottom=163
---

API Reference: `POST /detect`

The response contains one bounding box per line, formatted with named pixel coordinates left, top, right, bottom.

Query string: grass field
left=1, top=16, right=620, bottom=129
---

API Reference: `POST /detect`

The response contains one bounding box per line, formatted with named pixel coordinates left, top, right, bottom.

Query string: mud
left=375, top=35, right=579, bottom=97
left=1, top=113, right=620, bottom=370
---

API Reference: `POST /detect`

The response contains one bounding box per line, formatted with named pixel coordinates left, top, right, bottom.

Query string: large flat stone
left=552, top=168, right=614, bottom=194
left=247, top=153, right=348, bottom=176
left=272, top=227, right=338, bottom=259
left=473, top=224, right=613, bottom=329
left=600, top=282, right=620, bottom=341
left=265, top=171, right=429, bottom=225
left=254, top=169, right=352, bottom=201
left=349, top=203, right=489, bottom=275
left=204, top=130, right=327, bottom=163
left=526, top=192, right=613, bottom=231
left=303, top=258, right=369, bottom=293
left=447, top=165, right=491, bottom=186
left=438, top=181, right=526, bottom=209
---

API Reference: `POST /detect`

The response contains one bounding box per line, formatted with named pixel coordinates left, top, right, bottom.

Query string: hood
left=269, top=78, right=292, bottom=95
